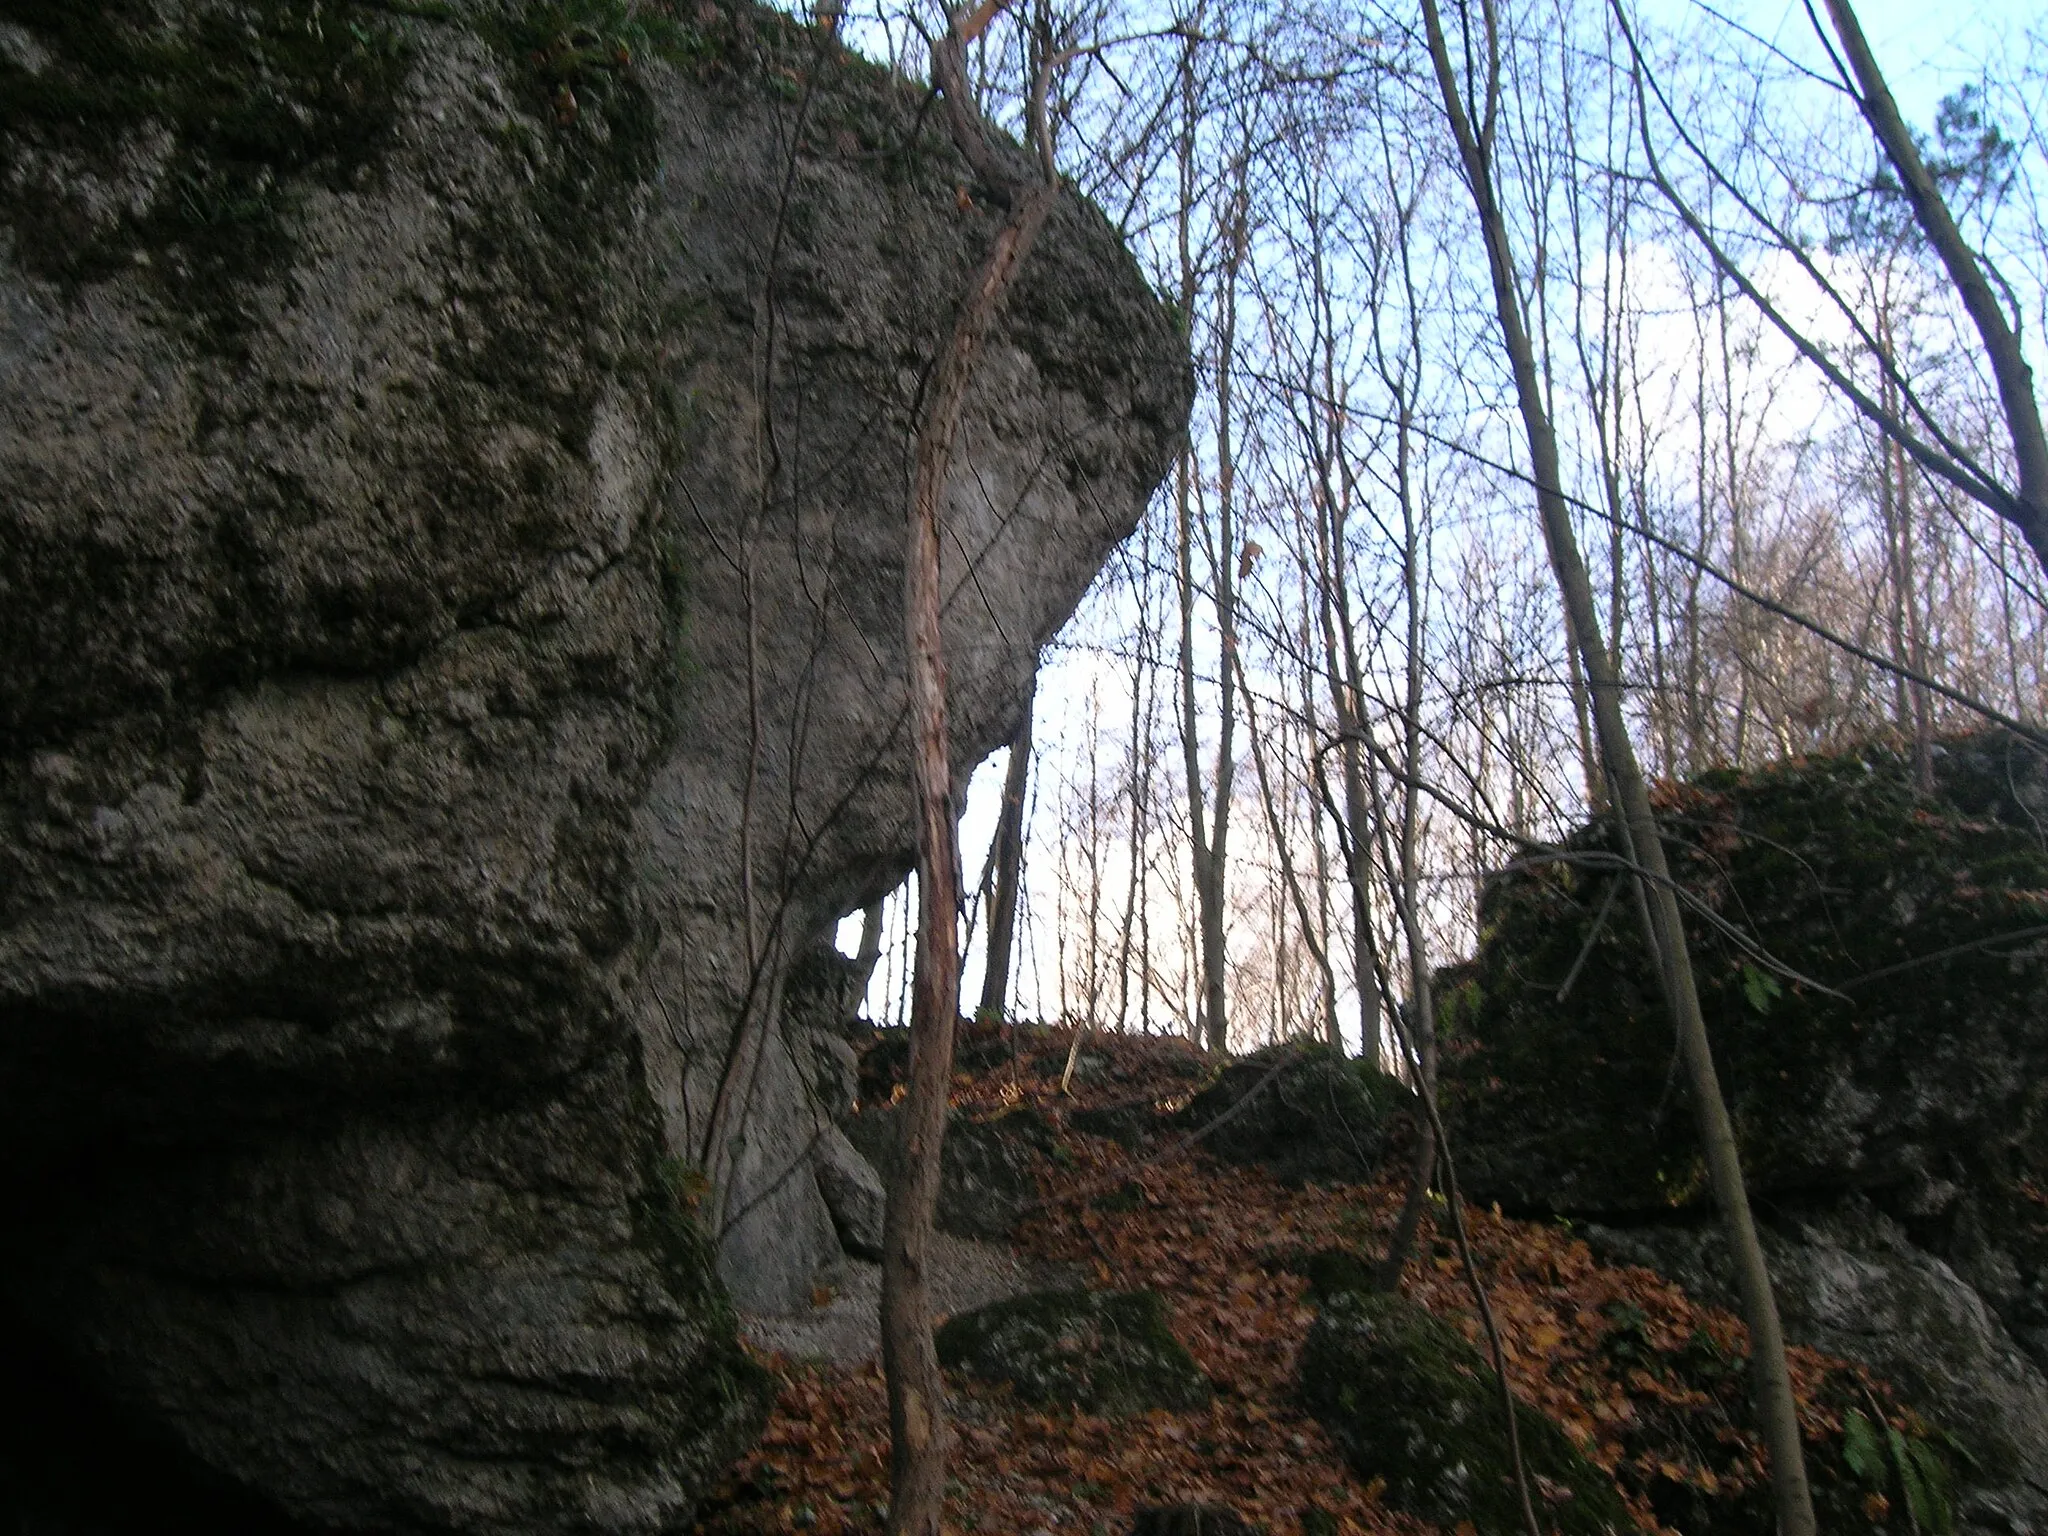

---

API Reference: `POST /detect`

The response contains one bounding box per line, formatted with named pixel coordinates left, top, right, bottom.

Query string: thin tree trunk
left=1235, top=643, right=1341, bottom=1045
left=979, top=698, right=1033, bottom=1020
left=854, top=898, right=887, bottom=1007
left=1376, top=386, right=1441, bottom=1293
left=1169, top=42, right=1243, bottom=1057
left=881, top=17, right=1057, bottom=1524
left=1821, top=0, right=2048, bottom=573
left=1200, top=181, right=1245, bottom=1056
left=1419, top=5, right=1817, bottom=1533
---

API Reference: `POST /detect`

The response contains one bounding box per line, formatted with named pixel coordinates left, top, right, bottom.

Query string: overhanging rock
left=0, top=3, right=1188, bottom=1529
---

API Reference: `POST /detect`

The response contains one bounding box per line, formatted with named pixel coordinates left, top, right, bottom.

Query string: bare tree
left=977, top=696, right=1034, bottom=1020
left=1419, top=1, right=1817, bottom=1530
left=881, top=6, right=1060, bottom=1528
left=1173, top=37, right=1253, bottom=1054
left=1821, top=0, right=2048, bottom=572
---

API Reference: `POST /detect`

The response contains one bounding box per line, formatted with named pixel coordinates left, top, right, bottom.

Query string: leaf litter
left=691, top=1022, right=1928, bottom=1536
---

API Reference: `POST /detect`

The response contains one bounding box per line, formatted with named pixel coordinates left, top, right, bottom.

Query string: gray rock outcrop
left=1439, top=738, right=2048, bottom=1532
left=813, top=1122, right=885, bottom=1261
left=1586, top=1204, right=2048, bottom=1534
left=0, top=2, right=1187, bottom=1532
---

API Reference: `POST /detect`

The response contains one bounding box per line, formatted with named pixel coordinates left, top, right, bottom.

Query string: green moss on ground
left=1299, top=1289, right=1631, bottom=1536
left=936, top=1288, right=1212, bottom=1415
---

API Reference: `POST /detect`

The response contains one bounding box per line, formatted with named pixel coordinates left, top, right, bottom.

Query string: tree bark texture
left=880, top=124, right=1056, bottom=1529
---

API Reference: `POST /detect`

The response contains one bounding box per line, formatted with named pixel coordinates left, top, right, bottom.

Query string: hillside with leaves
left=691, top=1026, right=1958, bottom=1536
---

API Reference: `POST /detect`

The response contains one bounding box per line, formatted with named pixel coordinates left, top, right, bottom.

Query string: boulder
left=1584, top=1202, right=2048, bottom=1535
left=1297, top=1290, right=1630, bottom=1536
left=843, top=1105, right=1052, bottom=1241
left=0, top=1, right=1187, bottom=1529
left=1438, top=737, right=2048, bottom=1532
left=1284, top=1245, right=1381, bottom=1302
left=1443, top=735, right=2048, bottom=1225
left=935, top=1289, right=1211, bottom=1414
left=813, top=1123, right=886, bottom=1261
left=1174, top=1042, right=1410, bottom=1186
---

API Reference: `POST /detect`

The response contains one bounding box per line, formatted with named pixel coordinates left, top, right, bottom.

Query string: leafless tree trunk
left=1421, top=4, right=1816, bottom=1532
left=1820, top=0, right=2048, bottom=573
left=978, top=697, right=1033, bottom=1020
left=853, top=897, right=887, bottom=1006
left=881, top=10, right=1057, bottom=1530
left=1175, top=98, right=1250, bottom=1054
left=1235, top=646, right=1341, bottom=1051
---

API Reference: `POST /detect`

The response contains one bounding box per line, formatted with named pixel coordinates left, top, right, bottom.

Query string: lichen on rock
left=0, top=0, right=1189, bottom=1527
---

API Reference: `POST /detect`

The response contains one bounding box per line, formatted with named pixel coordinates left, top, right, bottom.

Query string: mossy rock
left=1299, top=1291, right=1630, bottom=1536
left=936, top=1289, right=1211, bottom=1414
left=1441, top=732, right=2048, bottom=1219
left=1176, top=1041, right=1411, bottom=1186
left=842, top=1103, right=1050, bottom=1240
left=0, top=0, right=415, bottom=341
left=1287, top=1245, right=1380, bottom=1303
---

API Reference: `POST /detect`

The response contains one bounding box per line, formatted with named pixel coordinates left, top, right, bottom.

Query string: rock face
left=1585, top=1203, right=2048, bottom=1535
left=1440, top=737, right=2048, bottom=1531
left=0, top=3, right=1187, bottom=1532
left=1443, top=734, right=2048, bottom=1224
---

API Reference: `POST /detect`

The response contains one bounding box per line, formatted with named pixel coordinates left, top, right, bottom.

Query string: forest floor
left=690, top=1024, right=1905, bottom=1536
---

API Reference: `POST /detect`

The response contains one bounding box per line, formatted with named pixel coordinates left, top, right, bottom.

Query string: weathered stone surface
left=1438, top=738, right=2048, bottom=1533
left=813, top=1122, right=885, bottom=1261
left=1298, top=1290, right=1630, bottom=1536
left=1443, top=735, right=2048, bottom=1223
left=935, top=1288, right=1211, bottom=1414
left=1585, top=1204, right=2048, bottom=1536
left=0, top=1, right=1187, bottom=1530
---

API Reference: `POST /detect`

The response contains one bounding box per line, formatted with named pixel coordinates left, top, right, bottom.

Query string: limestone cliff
left=0, top=2, right=1188, bottom=1530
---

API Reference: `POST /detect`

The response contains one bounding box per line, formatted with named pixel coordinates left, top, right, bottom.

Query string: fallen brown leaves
left=692, top=1025, right=1904, bottom=1536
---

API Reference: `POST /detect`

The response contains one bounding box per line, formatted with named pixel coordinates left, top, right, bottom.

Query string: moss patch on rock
left=635, top=1153, right=779, bottom=1474
left=0, top=0, right=415, bottom=338
left=1175, top=1041, right=1411, bottom=1187
left=1298, top=1289, right=1630, bottom=1536
left=936, top=1289, right=1211, bottom=1415
left=1441, top=732, right=2048, bottom=1219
